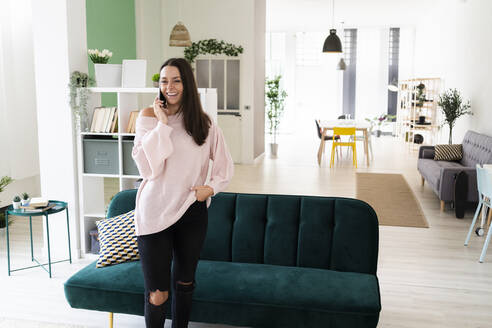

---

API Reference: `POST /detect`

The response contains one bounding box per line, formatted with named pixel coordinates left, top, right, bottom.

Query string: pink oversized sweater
left=131, top=112, right=234, bottom=236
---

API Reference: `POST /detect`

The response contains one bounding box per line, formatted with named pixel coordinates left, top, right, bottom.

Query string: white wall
left=0, top=0, right=40, bottom=181
left=134, top=0, right=266, bottom=163
left=413, top=0, right=492, bottom=144
left=31, top=0, right=87, bottom=259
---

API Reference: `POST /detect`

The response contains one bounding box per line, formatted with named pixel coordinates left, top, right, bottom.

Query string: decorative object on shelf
left=437, top=88, right=472, bottom=144
left=69, top=71, right=95, bottom=132
left=322, top=0, right=342, bottom=53
left=266, top=75, right=287, bottom=156
left=12, top=195, right=21, bottom=210
left=20, top=192, right=30, bottom=206
left=365, top=114, right=396, bottom=137
left=169, top=21, right=192, bottom=47
left=415, top=83, right=426, bottom=107
left=413, top=134, right=424, bottom=144
left=121, top=60, right=146, bottom=88
left=152, top=73, right=160, bottom=87
left=88, top=48, right=121, bottom=87
left=184, top=39, right=244, bottom=63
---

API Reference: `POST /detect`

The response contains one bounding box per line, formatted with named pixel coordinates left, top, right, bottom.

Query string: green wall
left=86, top=0, right=136, bottom=106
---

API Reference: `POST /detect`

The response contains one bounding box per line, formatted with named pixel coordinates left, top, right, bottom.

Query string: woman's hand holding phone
left=153, top=95, right=169, bottom=125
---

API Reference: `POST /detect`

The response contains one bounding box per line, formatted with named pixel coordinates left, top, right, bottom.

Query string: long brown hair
left=160, top=58, right=211, bottom=146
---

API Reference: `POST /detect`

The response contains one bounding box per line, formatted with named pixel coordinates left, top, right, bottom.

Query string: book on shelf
left=127, top=110, right=140, bottom=133
left=105, top=107, right=116, bottom=133
left=89, top=107, right=98, bottom=132
left=111, top=114, right=118, bottom=133
left=90, top=107, right=102, bottom=132
left=95, top=107, right=105, bottom=132
left=101, top=107, right=111, bottom=132
left=110, top=108, right=118, bottom=133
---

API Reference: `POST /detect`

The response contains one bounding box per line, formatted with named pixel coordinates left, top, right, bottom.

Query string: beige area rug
left=356, top=172, right=429, bottom=228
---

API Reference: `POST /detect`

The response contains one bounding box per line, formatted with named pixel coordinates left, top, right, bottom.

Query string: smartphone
left=158, top=89, right=167, bottom=108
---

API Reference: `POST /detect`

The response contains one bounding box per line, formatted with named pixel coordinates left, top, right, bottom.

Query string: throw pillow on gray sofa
left=434, top=144, right=463, bottom=161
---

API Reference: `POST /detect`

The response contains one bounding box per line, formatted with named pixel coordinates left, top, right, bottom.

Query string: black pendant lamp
left=322, top=0, right=342, bottom=53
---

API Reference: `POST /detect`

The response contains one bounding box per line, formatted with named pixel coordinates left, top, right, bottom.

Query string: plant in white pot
left=12, top=195, right=21, bottom=210
left=266, top=75, right=287, bottom=157
left=88, top=48, right=121, bottom=87
left=152, top=73, right=160, bottom=88
left=21, top=192, right=30, bottom=206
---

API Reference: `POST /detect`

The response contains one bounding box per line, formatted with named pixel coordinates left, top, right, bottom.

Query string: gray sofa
left=418, top=130, right=492, bottom=211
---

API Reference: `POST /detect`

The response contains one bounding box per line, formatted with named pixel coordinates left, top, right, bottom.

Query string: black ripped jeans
left=137, top=200, right=208, bottom=328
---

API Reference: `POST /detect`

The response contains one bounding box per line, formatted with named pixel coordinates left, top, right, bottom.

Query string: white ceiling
left=266, top=0, right=449, bottom=31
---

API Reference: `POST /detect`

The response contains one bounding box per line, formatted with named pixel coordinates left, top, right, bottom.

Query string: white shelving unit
left=76, top=87, right=217, bottom=257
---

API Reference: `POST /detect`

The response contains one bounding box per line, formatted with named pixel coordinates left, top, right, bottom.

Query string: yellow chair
left=330, top=127, right=357, bottom=168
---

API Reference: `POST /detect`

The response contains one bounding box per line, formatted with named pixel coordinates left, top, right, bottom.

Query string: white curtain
left=0, top=0, right=39, bottom=179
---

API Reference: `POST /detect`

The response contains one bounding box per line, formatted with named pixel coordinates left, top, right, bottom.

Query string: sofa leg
left=109, top=312, right=113, bottom=328
left=440, top=201, right=445, bottom=212
left=421, top=176, right=425, bottom=186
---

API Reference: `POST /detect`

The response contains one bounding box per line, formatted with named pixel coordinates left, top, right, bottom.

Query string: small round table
left=4, top=200, right=72, bottom=278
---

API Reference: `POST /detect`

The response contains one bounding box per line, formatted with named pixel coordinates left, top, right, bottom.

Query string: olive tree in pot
left=437, top=88, right=472, bottom=144
left=266, top=75, right=287, bottom=156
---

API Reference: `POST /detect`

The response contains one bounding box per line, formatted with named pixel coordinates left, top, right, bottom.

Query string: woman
left=131, top=57, right=234, bottom=328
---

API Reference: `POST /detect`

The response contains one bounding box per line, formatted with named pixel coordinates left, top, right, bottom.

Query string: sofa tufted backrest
left=200, top=193, right=379, bottom=275
left=107, top=190, right=379, bottom=275
left=461, top=130, right=492, bottom=167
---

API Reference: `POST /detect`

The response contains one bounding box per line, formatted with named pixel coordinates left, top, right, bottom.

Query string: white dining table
left=318, top=120, right=372, bottom=166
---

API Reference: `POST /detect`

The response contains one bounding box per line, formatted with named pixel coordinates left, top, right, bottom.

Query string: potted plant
left=68, top=71, right=95, bottom=132
left=365, top=114, right=396, bottom=137
left=0, top=176, right=14, bottom=229
left=437, top=88, right=472, bottom=144
left=152, top=73, right=160, bottom=87
left=266, top=75, right=287, bottom=156
left=88, top=48, right=121, bottom=87
left=12, top=195, right=21, bottom=210
left=21, top=192, right=30, bottom=206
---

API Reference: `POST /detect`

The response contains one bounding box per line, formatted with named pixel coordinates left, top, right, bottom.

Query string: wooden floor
left=1, top=131, right=491, bottom=327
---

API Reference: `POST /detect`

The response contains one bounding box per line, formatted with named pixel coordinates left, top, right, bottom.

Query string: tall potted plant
left=266, top=75, right=287, bottom=156
left=0, top=176, right=14, bottom=229
left=437, top=89, right=472, bottom=144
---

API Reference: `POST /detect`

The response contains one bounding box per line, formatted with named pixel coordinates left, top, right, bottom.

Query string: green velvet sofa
left=64, top=190, right=381, bottom=327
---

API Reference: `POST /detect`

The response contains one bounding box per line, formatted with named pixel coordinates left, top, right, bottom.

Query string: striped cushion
left=434, top=144, right=463, bottom=161
left=95, top=210, right=139, bottom=268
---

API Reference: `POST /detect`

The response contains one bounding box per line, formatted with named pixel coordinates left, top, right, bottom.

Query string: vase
left=153, top=81, right=159, bottom=87
left=12, top=201, right=21, bottom=210
left=94, top=64, right=122, bottom=87
left=270, top=143, right=278, bottom=157
left=376, top=130, right=382, bottom=137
